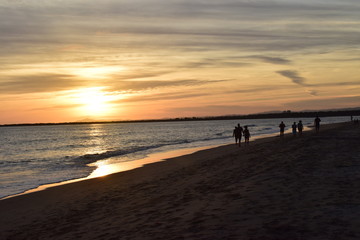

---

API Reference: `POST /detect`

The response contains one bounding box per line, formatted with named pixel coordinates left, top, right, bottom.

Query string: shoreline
left=1, top=123, right=308, bottom=200
left=1, top=121, right=359, bottom=239
left=0, top=123, right=326, bottom=200
left=2, top=146, right=215, bottom=200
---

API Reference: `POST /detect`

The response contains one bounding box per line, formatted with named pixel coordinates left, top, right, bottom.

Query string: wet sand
left=1, top=122, right=360, bottom=240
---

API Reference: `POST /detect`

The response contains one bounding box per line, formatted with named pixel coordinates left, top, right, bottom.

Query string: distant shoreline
left=1, top=109, right=359, bottom=127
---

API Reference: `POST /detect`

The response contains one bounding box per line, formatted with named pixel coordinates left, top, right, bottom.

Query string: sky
left=0, top=0, right=359, bottom=124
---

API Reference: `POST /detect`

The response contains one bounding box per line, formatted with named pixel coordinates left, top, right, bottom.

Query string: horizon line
left=1, top=108, right=359, bottom=127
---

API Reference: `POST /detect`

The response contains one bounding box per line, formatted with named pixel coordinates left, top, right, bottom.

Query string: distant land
left=1, top=107, right=360, bottom=127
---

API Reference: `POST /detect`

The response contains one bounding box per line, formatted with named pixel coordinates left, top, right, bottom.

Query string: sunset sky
left=1, top=0, right=359, bottom=124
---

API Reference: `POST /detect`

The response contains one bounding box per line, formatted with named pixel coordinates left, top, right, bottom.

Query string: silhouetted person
left=292, top=122, right=297, bottom=136
left=297, top=120, right=303, bottom=136
left=233, top=126, right=239, bottom=145
left=233, top=124, right=243, bottom=146
left=243, top=126, right=250, bottom=145
left=279, top=121, right=286, bottom=137
left=314, top=116, right=321, bottom=133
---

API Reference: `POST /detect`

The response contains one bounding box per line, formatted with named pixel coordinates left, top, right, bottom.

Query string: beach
left=1, top=122, right=359, bottom=240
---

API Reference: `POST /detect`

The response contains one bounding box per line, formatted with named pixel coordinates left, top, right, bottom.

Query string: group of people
left=279, top=120, right=304, bottom=137
left=280, top=116, right=321, bottom=137
left=351, top=116, right=360, bottom=125
left=233, top=116, right=323, bottom=146
left=232, top=124, right=251, bottom=147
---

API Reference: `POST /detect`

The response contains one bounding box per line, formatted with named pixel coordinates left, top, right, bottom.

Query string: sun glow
left=75, top=87, right=115, bottom=116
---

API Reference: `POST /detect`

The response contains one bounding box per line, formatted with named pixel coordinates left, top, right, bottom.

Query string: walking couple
left=233, top=123, right=250, bottom=147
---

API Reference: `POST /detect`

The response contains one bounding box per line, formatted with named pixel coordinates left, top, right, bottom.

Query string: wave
left=73, top=141, right=188, bottom=164
left=73, top=135, right=231, bottom=165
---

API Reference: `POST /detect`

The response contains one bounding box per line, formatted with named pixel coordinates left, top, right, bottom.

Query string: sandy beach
left=1, top=122, right=360, bottom=240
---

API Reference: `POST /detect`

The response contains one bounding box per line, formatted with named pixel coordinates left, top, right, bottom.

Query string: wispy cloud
left=307, top=90, right=319, bottom=96
left=277, top=70, right=308, bottom=86
left=0, top=74, right=85, bottom=94
left=168, top=104, right=267, bottom=116
left=109, top=79, right=227, bottom=92
left=246, top=55, right=291, bottom=65
left=183, top=58, right=250, bottom=69
left=1, top=0, right=360, bottom=56
left=309, top=81, right=360, bottom=87
left=111, top=70, right=172, bottom=80
left=30, top=103, right=83, bottom=111
left=1, top=0, right=360, bottom=123
left=117, top=92, right=211, bottom=103
left=286, top=96, right=360, bottom=109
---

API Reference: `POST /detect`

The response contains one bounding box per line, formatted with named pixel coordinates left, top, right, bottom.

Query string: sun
left=75, top=87, right=114, bottom=116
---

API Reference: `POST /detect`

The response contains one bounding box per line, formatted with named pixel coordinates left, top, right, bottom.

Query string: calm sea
left=0, top=116, right=350, bottom=198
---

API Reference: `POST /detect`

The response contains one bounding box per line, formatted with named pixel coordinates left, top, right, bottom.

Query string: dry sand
left=1, top=122, right=360, bottom=240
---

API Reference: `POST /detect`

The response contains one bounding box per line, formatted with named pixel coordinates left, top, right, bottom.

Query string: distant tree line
left=1, top=109, right=359, bottom=127
left=171, top=109, right=359, bottom=121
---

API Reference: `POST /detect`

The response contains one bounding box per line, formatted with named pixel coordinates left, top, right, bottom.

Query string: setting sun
left=75, top=87, right=115, bottom=116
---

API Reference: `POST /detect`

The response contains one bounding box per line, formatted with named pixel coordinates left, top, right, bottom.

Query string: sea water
left=0, top=116, right=350, bottom=198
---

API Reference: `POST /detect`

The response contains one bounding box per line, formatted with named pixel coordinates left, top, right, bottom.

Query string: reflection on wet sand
left=4, top=146, right=211, bottom=199
left=86, top=147, right=210, bottom=179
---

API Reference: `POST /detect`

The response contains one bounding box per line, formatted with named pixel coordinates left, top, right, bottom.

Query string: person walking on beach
left=292, top=122, right=297, bottom=136
left=233, top=126, right=239, bottom=145
left=297, top=120, right=303, bottom=136
left=243, top=126, right=250, bottom=145
left=314, top=116, right=321, bottom=133
left=279, top=121, right=286, bottom=137
left=233, top=124, right=243, bottom=146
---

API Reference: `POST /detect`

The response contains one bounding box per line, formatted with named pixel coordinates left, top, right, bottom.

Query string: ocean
left=0, top=116, right=350, bottom=199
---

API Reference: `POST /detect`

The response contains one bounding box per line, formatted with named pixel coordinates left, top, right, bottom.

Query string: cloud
left=277, top=70, right=308, bottom=86
left=0, top=74, right=86, bottom=94
left=227, top=85, right=292, bottom=94
left=1, top=0, right=360, bottom=122
left=111, top=70, right=172, bottom=80
left=30, top=103, right=83, bottom=111
left=246, top=55, right=291, bottom=65
left=285, top=96, right=360, bottom=110
left=118, top=92, right=211, bottom=103
left=183, top=58, right=250, bottom=69
left=182, top=55, right=290, bottom=70
left=309, top=81, right=360, bottom=87
left=1, top=0, right=360, bottom=57
left=307, top=90, right=319, bottom=96
left=168, top=104, right=267, bottom=116
left=109, top=79, right=227, bottom=92
left=276, top=70, right=325, bottom=97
